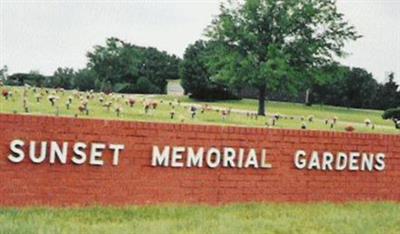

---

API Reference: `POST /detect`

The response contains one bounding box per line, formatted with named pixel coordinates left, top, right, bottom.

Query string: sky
left=0, top=0, right=399, bottom=82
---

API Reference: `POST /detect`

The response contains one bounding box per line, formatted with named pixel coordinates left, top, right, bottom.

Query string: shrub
left=382, top=108, right=400, bottom=129
left=134, top=77, right=160, bottom=94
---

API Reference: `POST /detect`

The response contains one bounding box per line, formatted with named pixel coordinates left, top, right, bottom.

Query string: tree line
left=3, top=37, right=180, bottom=94
left=3, top=37, right=399, bottom=112
left=180, top=40, right=399, bottom=111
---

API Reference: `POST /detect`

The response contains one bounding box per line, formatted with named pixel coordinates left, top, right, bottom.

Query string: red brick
left=0, top=113, right=399, bottom=206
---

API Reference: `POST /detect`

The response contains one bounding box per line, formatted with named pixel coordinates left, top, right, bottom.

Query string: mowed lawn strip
left=0, top=203, right=399, bottom=234
left=157, top=95, right=391, bottom=127
left=0, top=86, right=398, bottom=134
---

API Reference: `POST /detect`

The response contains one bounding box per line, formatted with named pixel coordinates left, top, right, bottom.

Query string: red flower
left=345, top=125, right=355, bottom=132
left=128, top=98, right=135, bottom=107
left=2, top=89, right=9, bottom=97
left=78, top=105, right=86, bottom=113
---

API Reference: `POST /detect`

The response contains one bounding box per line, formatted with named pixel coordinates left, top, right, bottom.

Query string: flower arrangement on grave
left=115, top=106, right=122, bottom=117
left=345, top=125, right=355, bottom=132
left=47, top=95, right=59, bottom=106
left=35, top=94, right=42, bottom=102
left=2, top=89, right=9, bottom=100
left=103, top=101, right=112, bottom=111
left=128, top=98, right=135, bottom=107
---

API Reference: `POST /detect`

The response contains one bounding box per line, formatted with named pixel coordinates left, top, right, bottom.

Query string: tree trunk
left=258, top=86, right=266, bottom=116
left=305, top=88, right=312, bottom=106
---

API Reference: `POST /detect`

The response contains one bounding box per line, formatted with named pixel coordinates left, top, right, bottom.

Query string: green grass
left=0, top=203, right=399, bottom=234
left=157, top=95, right=391, bottom=127
left=0, top=86, right=398, bottom=134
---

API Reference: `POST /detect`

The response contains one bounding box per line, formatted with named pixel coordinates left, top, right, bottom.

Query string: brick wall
left=0, top=113, right=399, bottom=206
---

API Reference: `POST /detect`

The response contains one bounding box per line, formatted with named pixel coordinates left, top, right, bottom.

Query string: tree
left=48, top=67, right=75, bottom=89
left=311, top=66, right=380, bottom=109
left=73, top=68, right=98, bottom=91
left=86, top=37, right=179, bottom=94
left=162, top=54, right=181, bottom=80
left=180, top=40, right=238, bottom=100
left=343, top=68, right=378, bottom=108
left=134, top=77, right=159, bottom=94
left=206, top=0, right=360, bottom=115
left=87, top=38, right=141, bottom=92
left=310, top=64, right=349, bottom=106
left=139, top=47, right=174, bottom=93
left=374, top=72, right=399, bottom=110
left=6, top=71, right=47, bottom=87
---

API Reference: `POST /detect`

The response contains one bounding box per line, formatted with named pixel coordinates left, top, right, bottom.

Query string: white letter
left=72, top=142, right=87, bottom=165
left=90, top=143, right=106, bottom=166
left=294, top=150, right=307, bottom=169
left=30, top=141, right=47, bottom=164
left=322, top=152, right=334, bottom=171
left=50, top=141, right=68, bottom=164
left=260, top=149, right=272, bottom=169
left=348, top=152, right=360, bottom=171
left=109, top=144, right=124, bottom=166
left=206, top=147, right=221, bottom=168
left=374, top=153, right=385, bottom=171
left=8, top=139, right=25, bottom=163
left=361, top=153, right=374, bottom=171
left=244, top=149, right=259, bottom=168
left=308, top=151, right=321, bottom=170
left=171, top=146, right=185, bottom=167
left=187, top=147, right=204, bottom=167
left=336, top=152, right=348, bottom=171
left=223, top=147, right=236, bottom=168
left=237, top=148, right=245, bottom=168
left=151, top=146, right=170, bottom=167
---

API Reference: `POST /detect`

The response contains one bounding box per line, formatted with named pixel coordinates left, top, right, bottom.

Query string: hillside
left=0, top=86, right=398, bottom=134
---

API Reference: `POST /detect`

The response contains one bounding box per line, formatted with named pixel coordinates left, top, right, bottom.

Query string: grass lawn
left=0, top=203, right=399, bottom=234
left=0, top=86, right=398, bottom=134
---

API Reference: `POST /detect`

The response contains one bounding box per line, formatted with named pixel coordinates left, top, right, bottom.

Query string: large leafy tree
left=180, top=40, right=238, bottom=100
left=139, top=47, right=178, bottom=93
left=312, top=66, right=378, bottom=108
left=343, top=68, right=378, bottom=108
left=206, top=0, right=360, bottom=115
left=86, top=38, right=142, bottom=92
left=86, top=37, right=179, bottom=94
left=49, top=67, right=75, bottom=89
left=73, top=68, right=98, bottom=91
left=310, top=64, right=349, bottom=106
left=374, top=73, right=399, bottom=110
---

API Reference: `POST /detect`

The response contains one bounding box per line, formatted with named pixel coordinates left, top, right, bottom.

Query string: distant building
left=167, top=80, right=184, bottom=96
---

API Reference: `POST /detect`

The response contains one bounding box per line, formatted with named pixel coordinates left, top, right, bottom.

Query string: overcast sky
left=1, top=0, right=399, bottom=82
